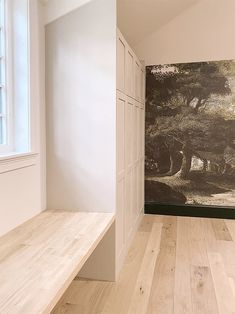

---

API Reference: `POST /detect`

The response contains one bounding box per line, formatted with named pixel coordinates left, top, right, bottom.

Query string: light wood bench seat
left=0, top=210, right=115, bottom=314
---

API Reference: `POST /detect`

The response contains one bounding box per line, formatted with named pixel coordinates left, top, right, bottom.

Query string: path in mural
left=209, top=190, right=235, bottom=206
left=146, top=172, right=235, bottom=207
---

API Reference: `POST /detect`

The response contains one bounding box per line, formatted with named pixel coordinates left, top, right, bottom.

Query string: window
left=0, top=0, right=7, bottom=150
left=0, top=0, right=30, bottom=156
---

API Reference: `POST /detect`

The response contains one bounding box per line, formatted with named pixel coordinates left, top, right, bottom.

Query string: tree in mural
left=146, top=61, right=232, bottom=114
left=146, top=60, right=235, bottom=180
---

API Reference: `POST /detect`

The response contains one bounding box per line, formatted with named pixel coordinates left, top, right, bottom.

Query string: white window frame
left=0, top=0, right=32, bottom=156
left=0, top=0, right=38, bottom=173
left=0, top=0, right=13, bottom=154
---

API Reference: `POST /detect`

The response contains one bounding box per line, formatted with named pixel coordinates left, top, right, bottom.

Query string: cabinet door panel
left=116, top=178, right=125, bottom=258
left=116, top=30, right=146, bottom=268
left=141, top=68, right=145, bottom=105
left=132, top=105, right=138, bottom=163
left=125, top=169, right=132, bottom=240
left=138, top=161, right=143, bottom=213
left=117, top=95, right=125, bottom=176
left=132, top=165, right=138, bottom=221
left=141, top=158, right=145, bottom=210
left=117, top=36, right=125, bottom=93
left=125, top=98, right=134, bottom=169
left=134, top=61, right=140, bottom=101
left=140, top=108, right=145, bottom=158
left=137, top=107, right=141, bottom=160
left=126, top=50, right=134, bottom=98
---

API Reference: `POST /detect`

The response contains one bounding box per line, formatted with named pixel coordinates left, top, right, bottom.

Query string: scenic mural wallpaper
left=145, top=60, right=235, bottom=207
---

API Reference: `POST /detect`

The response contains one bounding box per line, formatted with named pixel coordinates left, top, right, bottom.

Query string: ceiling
left=117, top=0, right=200, bottom=47
left=41, top=0, right=200, bottom=45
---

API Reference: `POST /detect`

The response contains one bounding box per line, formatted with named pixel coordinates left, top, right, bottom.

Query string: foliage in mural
left=145, top=60, right=235, bottom=206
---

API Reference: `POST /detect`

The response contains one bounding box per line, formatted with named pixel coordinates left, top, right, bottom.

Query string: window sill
left=0, top=152, right=39, bottom=174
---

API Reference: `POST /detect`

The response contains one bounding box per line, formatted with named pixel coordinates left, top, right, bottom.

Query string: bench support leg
left=78, top=222, right=116, bottom=282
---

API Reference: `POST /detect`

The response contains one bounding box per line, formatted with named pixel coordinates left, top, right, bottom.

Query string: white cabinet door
left=140, top=108, right=145, bottom=158
left=116, top=29, right=146, bottom=272
left=141, top=67, right=145, bottom=105
left=116, top=91, right=126, bottom=259
left=132, top=164, right=138, bottom=221
left=132, top=104, right=138, bottom=163
left=141, top=158, right=145, bottom=211
left=116, top=177, right=125, bottom=258
left=117, top=93, right=125, bottom=177
left=125, top=97, right=134, bottom=169
left=134, top=60, right=140, bottom=101
left=137, top=106, right=141, bottom=160
left=126, top=49, right=134, bottom=98
left=125, top=169, right=133, bottom=241
left=117, top=34, right=126, bottom=93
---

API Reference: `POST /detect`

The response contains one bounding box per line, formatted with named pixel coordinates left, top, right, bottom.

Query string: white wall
left=42, top=0, right=92, bottom=25
left=0, top=0, right=45, bottom=236
left=134, top=0, right=235, bottom=66
left=46, top=0, right=116, bottom=213
left=0, top=163, right=40, bottom=236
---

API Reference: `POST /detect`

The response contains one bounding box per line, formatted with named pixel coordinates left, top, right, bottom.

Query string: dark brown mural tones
left=145, top=60, right=235, bottom=207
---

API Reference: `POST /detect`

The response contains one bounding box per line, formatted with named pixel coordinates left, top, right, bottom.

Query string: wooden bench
left=0, top=210, right=115, bottom=313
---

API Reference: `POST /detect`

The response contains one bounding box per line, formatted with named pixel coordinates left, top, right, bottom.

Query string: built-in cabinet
left=116, top=29, right=145, bottom=272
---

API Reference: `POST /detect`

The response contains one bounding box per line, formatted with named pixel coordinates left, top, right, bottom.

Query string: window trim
left=0, top=0, right=7, bottom=150
left=0, top=0, right=14, bottom=154
left=0, top=0, right=40, bottom=173
left=0, top=0, right=32, bottom=156
left=0, top=151, right=38, bottom=173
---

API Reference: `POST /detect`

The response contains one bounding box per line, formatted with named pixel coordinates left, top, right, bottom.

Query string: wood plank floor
left=52, top=215, right=235, bottom=314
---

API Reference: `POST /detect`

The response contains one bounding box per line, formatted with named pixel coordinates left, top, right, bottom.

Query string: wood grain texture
left=128, top=223, right=162, bottom=314
left=208, top=252, right=235, bottom=314
left=146, top=216, right=177, bottom=314
left=225, top=220, right=235, bottom=241
left=53, top=226, right=151, bottom=314
left=191, top=266, right=219, bottom=314
left=211, top=219, right=233, bottom=241
left=0, top=210, right=115, bottom=314
left=174, top=217, right=193, bottom=314
left=53, top=215, right=235, bottom=314
left=189, top=218, right=209, bottom=267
